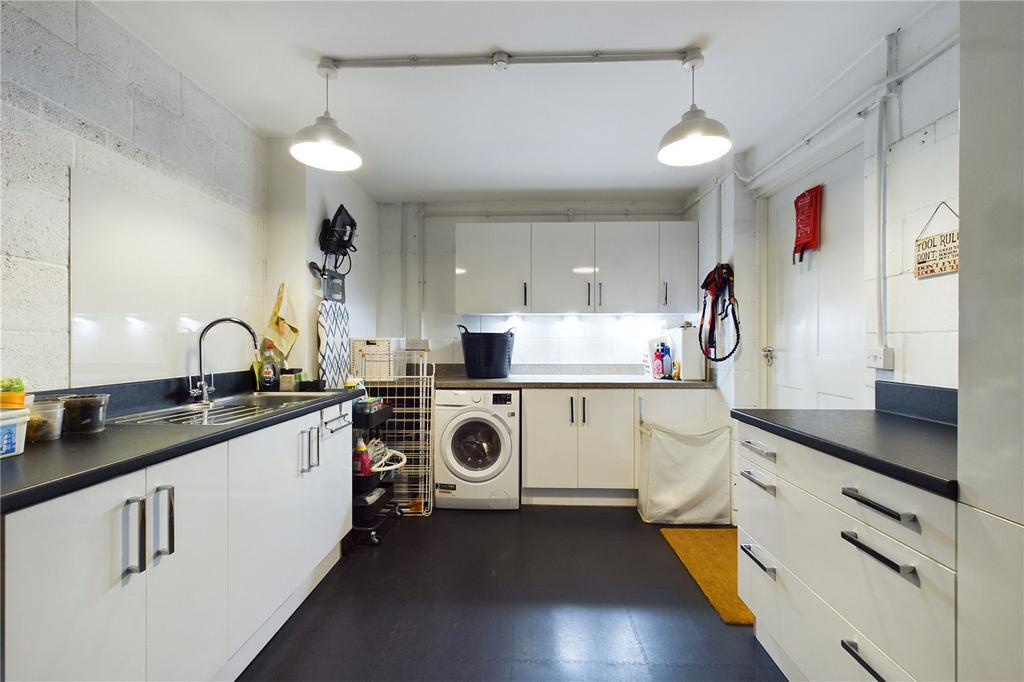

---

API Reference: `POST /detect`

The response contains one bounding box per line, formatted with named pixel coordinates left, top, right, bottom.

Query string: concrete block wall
left=1, top=1, right=266, bottom=389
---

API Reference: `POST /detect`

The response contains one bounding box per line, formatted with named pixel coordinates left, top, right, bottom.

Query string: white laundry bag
left=637, top=420, right=731, bottom=525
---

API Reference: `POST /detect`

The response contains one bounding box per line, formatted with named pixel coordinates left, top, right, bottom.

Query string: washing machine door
left=441, top=410, right=513, bottom=483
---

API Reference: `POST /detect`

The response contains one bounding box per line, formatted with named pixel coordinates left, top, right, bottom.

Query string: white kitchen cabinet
left=594, top=221, right=659, bottom=313
left=658, top=221, right=699, bottom=313
left=227, top=412, right=321, bottom=654
left=455, top=222, right=532, bottom=313
left=530, top=222, right=595, bottom=313
left=578, top=389, right=635, bottom=488
left=523, top=389, right=579, bottom=488
left=4, top=471, right=149, bottom=682
left=523, top=389, right=635, bottom=490
left=310, top=402, right=354, bottom=565
left=144, top=444, right=229, bottom=681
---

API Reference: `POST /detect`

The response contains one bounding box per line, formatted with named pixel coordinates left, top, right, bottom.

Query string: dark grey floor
left=239, top=506, right=785, bottom=681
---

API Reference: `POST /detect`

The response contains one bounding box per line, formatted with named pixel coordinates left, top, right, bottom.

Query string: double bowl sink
left=111, top=392, right=337, bottom=427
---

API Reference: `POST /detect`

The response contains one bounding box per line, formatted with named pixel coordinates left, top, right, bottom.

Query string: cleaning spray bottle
left=352, top=436, right=372, bottom=476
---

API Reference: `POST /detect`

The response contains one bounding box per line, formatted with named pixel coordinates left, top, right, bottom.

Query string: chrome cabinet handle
left=311, top=426, right=321, bottom=468
left=125, top=497, right=146, bottom=575
left=841, top=487, right=917, bottom=523
left=322, top=414, right=352, bottom=434
left=740, top=439, right=777, bottom=462
left=569, top=396, right=575, bottom=424
left=740, top=470, right=776, bottom=496
left=841, top=640, right=886, bottom=682
left=840, top=531, right=917, bottom=577
left=299, top=428, right=312, bottom=473
left=740, top=543, right=776, bottom=579
left=663, top=281, right=669, bottom=306
left=155, top=485, right=175, bottom=557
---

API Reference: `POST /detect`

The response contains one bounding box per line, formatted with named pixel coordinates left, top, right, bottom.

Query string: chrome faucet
left=190, top=317, right=259, bottom=403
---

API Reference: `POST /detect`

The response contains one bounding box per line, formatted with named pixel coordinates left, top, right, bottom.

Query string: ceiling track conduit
left=419, top=208, right=687, bottom=220
left=326, top=49, right=698, bottom=70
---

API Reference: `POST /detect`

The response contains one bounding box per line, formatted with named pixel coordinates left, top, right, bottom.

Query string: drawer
left=735, top=423, right=779, bottom=472
left=779, top=478, right=955, bottom=682
left=738, top=423, right=955, bottom=568
left=736, top=455, right=779, bottom=554
left=737, top=529, right=779, bottom=636
left=774, top=560, right=913, bottom=682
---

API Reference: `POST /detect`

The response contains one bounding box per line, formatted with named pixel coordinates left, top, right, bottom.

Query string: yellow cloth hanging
left=262, top=283, right=300, bottom=359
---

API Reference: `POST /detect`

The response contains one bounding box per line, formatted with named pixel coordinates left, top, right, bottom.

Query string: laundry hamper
left=458, top=325, right=514, bottom=378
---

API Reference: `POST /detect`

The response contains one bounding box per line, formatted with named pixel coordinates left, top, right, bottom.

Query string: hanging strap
left=698, top=264, right=741, bottom=363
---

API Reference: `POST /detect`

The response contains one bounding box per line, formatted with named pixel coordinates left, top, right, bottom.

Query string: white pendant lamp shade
left=289, top=113, right=362, bottom=171
left=657, top=104, right=732, bottom=167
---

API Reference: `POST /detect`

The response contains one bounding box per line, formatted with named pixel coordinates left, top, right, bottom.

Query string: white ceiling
left=100, top=1, right=924, bottom=203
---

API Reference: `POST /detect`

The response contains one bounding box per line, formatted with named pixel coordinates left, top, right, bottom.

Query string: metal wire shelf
left=354, top=350, right=435, bottom=516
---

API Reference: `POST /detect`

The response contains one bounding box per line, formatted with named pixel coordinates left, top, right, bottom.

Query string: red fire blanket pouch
left=793, top=184, right=822, bottom=264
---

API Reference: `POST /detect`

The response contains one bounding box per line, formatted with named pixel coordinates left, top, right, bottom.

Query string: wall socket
left=866, top=347, right=895, bottom=370
left=405, top=339, right=431, bottom=352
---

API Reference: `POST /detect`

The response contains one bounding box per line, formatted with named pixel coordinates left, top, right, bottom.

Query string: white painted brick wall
left=1, top=1, right=267, bottom=389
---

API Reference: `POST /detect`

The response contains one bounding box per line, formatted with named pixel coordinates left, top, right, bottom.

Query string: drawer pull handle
left=740, top=439, right=777, bottom=462
left=841, top=639, right=886, bottom=682
left=841, top=487, right=917, bottom=524
left=125, top=497, right=146, bottom=576
left=740, top=543, right=776, bottom=579
left=740, top=470, right=776, bottom=496
left=840, top=531, right=917, bottom=577
left=155, top=485, right=175, bottom=557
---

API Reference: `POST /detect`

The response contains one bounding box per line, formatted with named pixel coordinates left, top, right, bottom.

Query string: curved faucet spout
left=191, top=317, right=260, bottom=402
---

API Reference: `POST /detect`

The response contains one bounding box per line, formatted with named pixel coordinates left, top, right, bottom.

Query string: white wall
left=375, top=200, right=694, bottom=366
left=1, top=1, right=265, bottom=389
left=265, top=140, right=379, bottom=373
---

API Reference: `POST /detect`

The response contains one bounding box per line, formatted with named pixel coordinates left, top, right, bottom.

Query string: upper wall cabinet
left=658, top=221, right=699, bottom=314
left=455, top=220, right=698, bottom=314
left=455, top=223, right=532, bottom=314
left=531, top=222, right=596, bottom=314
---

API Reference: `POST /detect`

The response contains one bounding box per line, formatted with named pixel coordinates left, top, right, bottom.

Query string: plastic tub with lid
left=0, top=408, right=30, bottom=458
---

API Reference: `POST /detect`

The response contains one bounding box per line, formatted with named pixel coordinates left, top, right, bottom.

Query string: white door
left=310, top=403, right=354, bottom=564
left=595, top=221, right=660, bottom=313
left=765, top=148, right=868, bottom=408
left=522, top=389, right=579, bottom=488
left=659, top=221, right=699, bottom=313
left=578, top=389, right=635, bottom=488
left=4, top=471, right=148, bottom=682
left=227, top=412, right=319, bottom=653
left=531, top=221, right=595, bottom=313
left=455, top=222, right=532, bottom=313
left=145, top=444, right=229, bottom=681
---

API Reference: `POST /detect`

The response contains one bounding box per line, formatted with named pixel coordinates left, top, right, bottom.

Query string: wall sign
left=914, top=201, right=960, bottom=279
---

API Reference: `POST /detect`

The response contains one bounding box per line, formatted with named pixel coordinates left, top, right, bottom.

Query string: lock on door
left=762, top=346, right=775, bottom=366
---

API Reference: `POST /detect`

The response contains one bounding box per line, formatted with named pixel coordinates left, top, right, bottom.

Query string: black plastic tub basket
left=458, top=325, right=514, bottom=378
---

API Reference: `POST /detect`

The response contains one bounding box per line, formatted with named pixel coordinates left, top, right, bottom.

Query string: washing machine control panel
left=491, top=393, right=514, bottom=405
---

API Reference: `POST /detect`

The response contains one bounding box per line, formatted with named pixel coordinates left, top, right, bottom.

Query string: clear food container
left=27, top=398, right=65, bottom=442
left=0, top=408, right=30, bottom=458
left=62, top=394, right=110, bottom=434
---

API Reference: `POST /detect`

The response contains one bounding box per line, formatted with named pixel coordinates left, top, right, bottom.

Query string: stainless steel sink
left=111, top=392, right=337, bottom=426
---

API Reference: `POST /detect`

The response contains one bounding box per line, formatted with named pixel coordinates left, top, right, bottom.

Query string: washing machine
left=434, top=389, right=520, bottom=510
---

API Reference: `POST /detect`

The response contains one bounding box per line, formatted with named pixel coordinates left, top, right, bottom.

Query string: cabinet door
left=310, top=402, right=354, bottom=564
left=658, top=221, right=698, bottom=313
left=530, top=222, right=595, bottom=313
left=595, top=221, right=660, bottom=313
left=145, top=444, right=229, bottom=681
left=455, top=222, right=532, bottom=313
left=228, top=412, right=320, bottom=654
left=578, top=389, right=635, bottom=488
left=522, top=389, right=579, bottom=488
left=4, top=471, right=148, bottom=681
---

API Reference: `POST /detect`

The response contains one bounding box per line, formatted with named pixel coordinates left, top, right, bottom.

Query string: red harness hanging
left=699, top=263, right=741, bottom=362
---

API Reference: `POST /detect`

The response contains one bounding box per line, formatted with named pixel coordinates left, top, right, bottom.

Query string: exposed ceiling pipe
left=420, top=208, right=687, bottom=219
left=326, top=49, right=698, bottom=70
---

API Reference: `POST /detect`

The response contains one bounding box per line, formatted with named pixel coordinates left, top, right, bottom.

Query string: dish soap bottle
left=353, top=436, right=372, bottom=476
left=258, top=340, right=281, bottom=391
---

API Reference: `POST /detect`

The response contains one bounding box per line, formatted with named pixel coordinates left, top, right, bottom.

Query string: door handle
left=663, top=281, right=669, bottom=306
left=125, top=497, right=146, bottom=576
left=587, top=281, right=591, bottom=307
left=311, top=426, right=321, bottom=468
left=523, top=282, right=528, bottom=307
left=740, top=439, right=777, bottom=463
left=740, top=470, right=776, bottom=496
left=569, top=396, right=575, bottom=424
left=155, top=485, right=175, bottom=557
left=841, top=487, right=917, bottom=524
left=582, top=396, right=587, bottom=424
left=739, top=543, right=776, bottom=579
left=840, top=531, right=917, bottom=578
left=841, top=640, right=886, bottom=682
left=299, top=428, right=312, bottom=473
left=762, top=346, right=775, bottom=366
left=598, top=282, right=603, bottom=306
left=638, top=396, right=645, bottom=423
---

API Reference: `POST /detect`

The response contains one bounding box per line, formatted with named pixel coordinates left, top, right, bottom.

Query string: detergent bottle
left=653, top=346, right=664, bottom=379
left=661, top=343, right=673, bottom=379
left=352, top=436, right=372, bottom=476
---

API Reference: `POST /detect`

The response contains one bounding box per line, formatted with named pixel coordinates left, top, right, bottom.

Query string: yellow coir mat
left=660, top=527, right=754, bottom=626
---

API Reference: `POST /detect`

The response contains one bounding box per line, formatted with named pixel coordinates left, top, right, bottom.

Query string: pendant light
left=290, top=60, right=362, bottom=172
left=657, top=51, right=732, bottom=167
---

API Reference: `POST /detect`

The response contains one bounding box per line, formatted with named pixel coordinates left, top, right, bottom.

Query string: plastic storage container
left=458, top=325, right=515, bottom=379
left=62, top=394, right=110, bottom=434
left=0, top=408, right=30, bottom=458
left=27, top=398, right=65, bottom=442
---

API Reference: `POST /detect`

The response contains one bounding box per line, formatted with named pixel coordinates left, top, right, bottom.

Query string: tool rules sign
left=915, top=229, right=959, bottom=279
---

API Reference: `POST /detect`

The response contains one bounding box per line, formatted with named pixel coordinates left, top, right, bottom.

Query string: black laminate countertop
left=730, top=409, right=958, bottom=499
left=1, top=388, right=364, bottom=514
